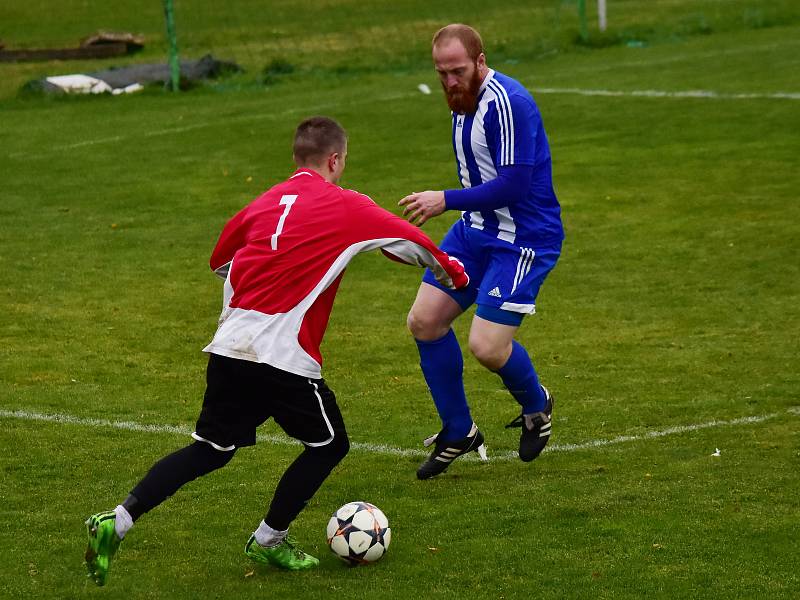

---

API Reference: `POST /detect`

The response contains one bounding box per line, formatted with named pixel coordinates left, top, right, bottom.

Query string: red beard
left=442, top=66, right=482, bottom=114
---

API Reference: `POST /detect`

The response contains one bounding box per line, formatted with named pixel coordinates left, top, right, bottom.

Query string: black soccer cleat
left=505, top=386, right=553, bottom=462
left=416, top=422, right=487, bottom=480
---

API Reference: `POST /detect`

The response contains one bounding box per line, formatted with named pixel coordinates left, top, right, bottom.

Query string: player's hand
left=399, top=191, right=446, bottom=226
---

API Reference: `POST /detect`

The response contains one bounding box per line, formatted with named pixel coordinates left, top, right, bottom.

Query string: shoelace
left=282, top=536, right=306, bottom=559
left=505, top=414, right=525, bottom=429
left=506, top=409, right=552, bottom=430
left=421, top=428, right=489, bottom=462
left=422, top=432, right=439, bottom=447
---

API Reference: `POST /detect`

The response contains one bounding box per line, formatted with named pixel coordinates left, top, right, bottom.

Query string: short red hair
left=432, top=24, right=484, bottom=61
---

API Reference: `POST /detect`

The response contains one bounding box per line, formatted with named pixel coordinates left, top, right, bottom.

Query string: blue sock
left=415, top=329, right=472, bottom=441
left=496, top=340, right=546, bottom=414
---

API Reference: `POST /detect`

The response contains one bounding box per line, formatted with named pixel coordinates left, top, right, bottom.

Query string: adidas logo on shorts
left=488, top=287, right=502, bottom=298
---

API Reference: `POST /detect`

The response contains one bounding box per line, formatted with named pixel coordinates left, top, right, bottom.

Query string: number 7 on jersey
left=270, top=194, right=297, bottom=250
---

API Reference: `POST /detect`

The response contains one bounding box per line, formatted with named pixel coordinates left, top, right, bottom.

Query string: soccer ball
left=326, top=501, right=391, bottom=565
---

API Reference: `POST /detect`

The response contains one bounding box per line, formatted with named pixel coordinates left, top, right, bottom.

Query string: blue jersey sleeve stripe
left=497, top=83, right=514, bottom=165
left=490, top=80, right=515, bottom=165
left=497, top=80, right=516, bottom=164
left=489, top=80, right=512, bottom=164
left=490, top=87, right=508, bottom=165
left=488, top=82, right=508, bottom=164
left=504, top=87, right=515, bottom=163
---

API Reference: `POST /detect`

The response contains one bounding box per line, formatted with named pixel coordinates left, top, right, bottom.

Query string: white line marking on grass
left=521, top=412, right=782, bottom=458
left=0, top=408, right=298, bottom=447
left=7, top=92, right=411, bottom=160
left=10, top=81, right=798, bottom=161
left=59, top=135, right=125, bottom=149
left=538, top=40, right=800, bottom=75
left=532, top=88, right=800, bottom=101
left=2, top=407, right=797, bottom=461
left=0, top=408, right=426, bottom=457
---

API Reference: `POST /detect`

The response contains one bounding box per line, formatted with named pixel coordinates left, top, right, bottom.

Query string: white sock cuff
left=114, top=505, right=134, bottom=539
left=254, top=520, right=287, bottom=548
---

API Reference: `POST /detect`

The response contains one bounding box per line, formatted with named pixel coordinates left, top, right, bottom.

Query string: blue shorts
left=422, top=220, right=561, bottom=326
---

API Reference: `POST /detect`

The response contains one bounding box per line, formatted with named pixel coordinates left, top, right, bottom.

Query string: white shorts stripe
left=511, top=248, right=535, bottom=294
left=300, top=379, right=335, bottom=447
left=190, top=432, right=236, bottom=452
left=510, top=249, right=526, bottom=295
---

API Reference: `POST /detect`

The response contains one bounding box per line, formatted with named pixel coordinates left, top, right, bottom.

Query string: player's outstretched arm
left=443, top=164, right=533, bottom=212
left=348, top=192, right=468, bottom=289
left=399, top=164, right=532, bottom=224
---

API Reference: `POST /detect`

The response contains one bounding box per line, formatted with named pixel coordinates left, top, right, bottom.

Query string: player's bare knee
left=407, top=308, right=448, bottom=340
left=406, top=309, right=428, bottom=338
left=468, top=337, right=506, bottom=371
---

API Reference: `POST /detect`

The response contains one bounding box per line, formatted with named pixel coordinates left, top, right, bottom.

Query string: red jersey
left=203, top=169, right=468, bottom=378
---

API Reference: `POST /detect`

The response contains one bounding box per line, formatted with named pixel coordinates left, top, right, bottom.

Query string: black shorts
left=192, top=353, right=346, bottom=451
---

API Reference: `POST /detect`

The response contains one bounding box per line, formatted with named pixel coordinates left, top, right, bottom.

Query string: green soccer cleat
left=84, top=511, right=122, bottom=586
left=245, top=534, right=319, bottom=571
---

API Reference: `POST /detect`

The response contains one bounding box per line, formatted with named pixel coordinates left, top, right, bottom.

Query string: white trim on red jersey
left=202, top=169, right=468, bottom=379
left=204, top=236, right=453, bottom=378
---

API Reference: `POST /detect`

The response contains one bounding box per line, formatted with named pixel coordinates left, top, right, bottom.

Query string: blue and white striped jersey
left=451, top=69, right=563, bottom=245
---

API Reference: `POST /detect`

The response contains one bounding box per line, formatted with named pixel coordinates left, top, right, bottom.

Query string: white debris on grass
left=46, top=75, right=143, bottom=95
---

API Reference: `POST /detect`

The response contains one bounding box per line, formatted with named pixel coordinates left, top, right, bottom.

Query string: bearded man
left=400, top=24, right=565, bottom=479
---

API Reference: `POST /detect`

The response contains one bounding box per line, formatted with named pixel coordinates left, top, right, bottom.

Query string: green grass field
left=1, top=1, right=799, bottom=598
